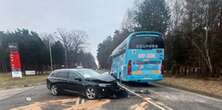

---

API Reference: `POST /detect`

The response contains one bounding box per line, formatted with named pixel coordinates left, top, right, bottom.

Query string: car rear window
left=51, top=70, right=68, bottom=78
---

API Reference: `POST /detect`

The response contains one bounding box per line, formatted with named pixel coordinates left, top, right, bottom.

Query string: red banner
left=10, top=50, right=21, bottom=71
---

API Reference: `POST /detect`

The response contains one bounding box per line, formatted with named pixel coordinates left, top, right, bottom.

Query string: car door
left=54, top=70, right=70, bottom=90
left=66, top=70, right=84, bottom=94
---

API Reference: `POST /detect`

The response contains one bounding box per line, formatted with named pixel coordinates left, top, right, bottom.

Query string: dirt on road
left=10, top=97, right=111, bottom=110
left=2, top=84, right=222, bottom=110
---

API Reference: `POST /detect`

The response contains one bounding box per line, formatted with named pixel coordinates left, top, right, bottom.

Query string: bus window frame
left=111, top=39, right=128, bottom=58
left=111, top=31, right=164, bottom=58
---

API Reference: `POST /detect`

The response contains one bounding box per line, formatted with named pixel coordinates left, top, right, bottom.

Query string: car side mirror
left=109, top=72, right=114, bottom=76
left=109, top=72, right=117, bottom=79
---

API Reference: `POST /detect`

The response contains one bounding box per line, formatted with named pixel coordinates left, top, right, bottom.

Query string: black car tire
left=85, top=87, right=97, bottom=100
left=50, top=84, right=60, bottom=96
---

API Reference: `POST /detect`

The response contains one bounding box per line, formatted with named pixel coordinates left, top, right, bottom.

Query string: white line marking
left=155, top=101, right=173, bottom=110
left=117, top=82, right=173, bottom=110
left=81, top=98, right=85, bottom=104
left=75, top=97, right=80, bottom=105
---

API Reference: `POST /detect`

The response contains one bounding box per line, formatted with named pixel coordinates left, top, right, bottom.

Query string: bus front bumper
left=124, top=74, right=163, bottom=82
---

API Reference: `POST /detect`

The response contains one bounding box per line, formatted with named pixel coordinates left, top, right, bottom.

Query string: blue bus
left=110, top=31, right=164, bottom=82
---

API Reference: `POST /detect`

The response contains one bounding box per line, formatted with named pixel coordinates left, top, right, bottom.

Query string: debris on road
left=10, top=97, right=110, bottom=110
left=117, top=82, right=173, bottom=110
left=25, top=97, right=32, bottom=102
left=131, top=101, right=149, bottom=110
left=65, top=99, right=110, bottom=110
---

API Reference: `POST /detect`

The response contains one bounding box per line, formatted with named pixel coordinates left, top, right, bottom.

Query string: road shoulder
left=159, top=77, right=222, bottom=99
left=153, top=83, right=222, bottom=102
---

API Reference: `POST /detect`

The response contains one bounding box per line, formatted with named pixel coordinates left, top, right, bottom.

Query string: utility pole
left=49, top=41, right=53, bottom=71
left=203, top=2, right=213, bottom=73
left=204, top=26, right=208, bottom=44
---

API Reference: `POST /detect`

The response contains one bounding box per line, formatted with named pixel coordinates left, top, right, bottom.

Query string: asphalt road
left=0, top=83, right=222, bottom=110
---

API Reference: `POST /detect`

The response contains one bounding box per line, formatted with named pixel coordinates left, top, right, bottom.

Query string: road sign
left=9, top=44, right=22, bottom=78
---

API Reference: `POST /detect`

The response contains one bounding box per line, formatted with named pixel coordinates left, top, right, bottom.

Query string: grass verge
left=159, top=77, right=222, bottom=99
left=0, top=73, right=48, bottom=89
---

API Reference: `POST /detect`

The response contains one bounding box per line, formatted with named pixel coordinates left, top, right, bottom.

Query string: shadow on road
left=58, top=90, right=128, bottom=100
left=121, top=82, right=157, bottom=88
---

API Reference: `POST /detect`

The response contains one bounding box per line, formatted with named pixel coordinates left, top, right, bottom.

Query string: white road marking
left=75, top=97, right=80, bottom=105
left=81, top=98, right=85, bottom=104
left=152, top=83, right=222, bottom=103
left=62, top=98, right=77, bottom=104
left=155, top=101, right=173, bottom=110
left=117, top=82, right=173, bottom=110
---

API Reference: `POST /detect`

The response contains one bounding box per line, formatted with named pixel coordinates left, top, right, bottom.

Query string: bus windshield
left=129, top=36, right=164, bottom=49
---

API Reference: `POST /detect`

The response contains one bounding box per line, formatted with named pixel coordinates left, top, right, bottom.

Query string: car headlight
left=98, top=83, right=110, bottom=87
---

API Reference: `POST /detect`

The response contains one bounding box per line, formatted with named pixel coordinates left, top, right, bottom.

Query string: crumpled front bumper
left=96, top=85, right=126, bottom=98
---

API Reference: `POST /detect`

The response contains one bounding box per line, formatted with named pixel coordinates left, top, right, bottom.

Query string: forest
left=97, top=0, right=222, bottom=78
left=0, top=29, right=97, bottom=73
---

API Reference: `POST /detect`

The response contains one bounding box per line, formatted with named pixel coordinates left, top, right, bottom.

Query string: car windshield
left=78, top=69, right=101, bottom=78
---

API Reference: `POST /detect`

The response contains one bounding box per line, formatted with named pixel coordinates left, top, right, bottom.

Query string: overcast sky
left=0, top=0, right=134, bottom=60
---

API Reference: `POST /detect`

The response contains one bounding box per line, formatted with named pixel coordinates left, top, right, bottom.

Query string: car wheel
left=85, top=87, right=97, bottom=99
left=50, top=85, right=60, bottom=96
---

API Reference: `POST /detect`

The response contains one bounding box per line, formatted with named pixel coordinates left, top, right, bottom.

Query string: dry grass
left=0, top=73, right=48, bottom=89
left=160, top=77, right=222, bottom=98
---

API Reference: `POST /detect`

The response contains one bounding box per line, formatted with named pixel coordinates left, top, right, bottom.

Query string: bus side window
left=119, top=43, right=127, bottom=53
left=111, top=36, right=129, bottom=57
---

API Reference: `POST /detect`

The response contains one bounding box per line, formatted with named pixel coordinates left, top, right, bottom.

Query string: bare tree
left=56, top=29, right=87, bottom=68
left=180, top=0, right=222, bottom=74
left=41, top=33, right=55, bottom=49
left=170, top=0, right=186, bottom=31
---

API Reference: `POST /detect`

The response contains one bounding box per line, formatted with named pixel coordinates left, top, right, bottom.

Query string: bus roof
left=128, top=31, right=162, bottom=39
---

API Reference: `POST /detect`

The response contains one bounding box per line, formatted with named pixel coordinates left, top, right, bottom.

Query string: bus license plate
left=132, top=71, right=141, bottom=75
left=152, top=70, right=160, bottom=74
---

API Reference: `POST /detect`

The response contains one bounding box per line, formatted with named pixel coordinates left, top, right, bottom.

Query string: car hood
left=85, top=74, right=116, bottom=83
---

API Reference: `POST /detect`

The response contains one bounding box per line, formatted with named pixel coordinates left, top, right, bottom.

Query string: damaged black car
left=47, top=68, right=127, bottom=99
